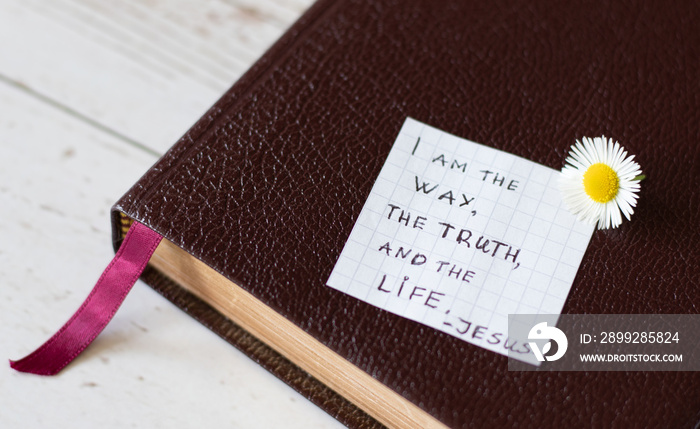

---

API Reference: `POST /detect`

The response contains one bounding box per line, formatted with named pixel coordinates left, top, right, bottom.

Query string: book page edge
left=148, top=238, right=448, bottom=429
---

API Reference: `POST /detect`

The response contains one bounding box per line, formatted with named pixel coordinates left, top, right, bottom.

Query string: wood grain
left=0, top=1, right=343, bottom=428
left=0, top=0, right=311, bottom=153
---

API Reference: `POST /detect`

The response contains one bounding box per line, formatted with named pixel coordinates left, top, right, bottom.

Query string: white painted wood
left=0, top=0, right=313, bottom=154
left=0, top=0, right=345, bottom=427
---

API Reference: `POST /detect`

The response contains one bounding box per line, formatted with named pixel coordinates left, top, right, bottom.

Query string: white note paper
left=326, top=118, right=594, bottom=362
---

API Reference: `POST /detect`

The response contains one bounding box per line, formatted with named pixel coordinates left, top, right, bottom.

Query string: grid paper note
left=326, top=118, right=594, bottom=363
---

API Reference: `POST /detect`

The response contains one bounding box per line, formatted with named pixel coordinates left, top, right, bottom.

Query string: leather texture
left=113, top=0, right=700, bottom=427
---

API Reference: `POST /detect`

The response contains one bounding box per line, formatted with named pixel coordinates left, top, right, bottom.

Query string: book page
left=327, top=118, right=594, bottom=363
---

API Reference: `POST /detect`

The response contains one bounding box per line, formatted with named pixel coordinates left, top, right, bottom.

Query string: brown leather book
left=112, top=0, right=700, bottom=427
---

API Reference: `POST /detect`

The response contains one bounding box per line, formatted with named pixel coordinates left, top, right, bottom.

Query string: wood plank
left=0, top=0, right=313, bottom=153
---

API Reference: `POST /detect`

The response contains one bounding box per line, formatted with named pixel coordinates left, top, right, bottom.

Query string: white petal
left=558, top=136, right=642, bottom=229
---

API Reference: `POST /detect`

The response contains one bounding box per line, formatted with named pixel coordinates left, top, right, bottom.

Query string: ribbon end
left=9, top=356, right=58, bottom=376
left=10, top=222, right=162, bottom=376
left=10, top=358, right=40, bottom=375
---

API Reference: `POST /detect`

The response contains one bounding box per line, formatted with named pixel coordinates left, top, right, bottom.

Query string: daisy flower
left=559, top=136, right=643, bottom=229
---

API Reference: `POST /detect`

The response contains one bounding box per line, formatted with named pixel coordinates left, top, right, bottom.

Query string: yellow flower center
left=583, top=163, right=619, bottom=203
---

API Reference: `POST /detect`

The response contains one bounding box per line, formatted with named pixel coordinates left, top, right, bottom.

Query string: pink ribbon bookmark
left=10, top=222, right=162, bottom=376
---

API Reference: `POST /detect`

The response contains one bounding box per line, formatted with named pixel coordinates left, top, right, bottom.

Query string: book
left=110, top=0, right=700, bottom=427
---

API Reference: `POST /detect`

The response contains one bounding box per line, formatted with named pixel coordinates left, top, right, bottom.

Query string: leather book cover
left=112, top=0, right=700, bottom=427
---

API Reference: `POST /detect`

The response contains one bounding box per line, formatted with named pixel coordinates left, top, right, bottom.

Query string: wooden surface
left=0, top=0, right=345, bottom=427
